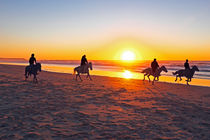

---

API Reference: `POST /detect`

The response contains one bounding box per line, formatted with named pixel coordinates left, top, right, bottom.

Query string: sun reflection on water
left=122, top=70, right=133, bottom=79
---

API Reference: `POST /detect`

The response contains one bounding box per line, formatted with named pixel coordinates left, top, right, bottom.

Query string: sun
left=121, top=51, right=135, bottom=61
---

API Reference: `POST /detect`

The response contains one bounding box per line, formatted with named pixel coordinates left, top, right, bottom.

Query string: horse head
left=160, top=66, right=168, bottom=73
left=36, top=63, right=42, bottom=72
left=192, top=65, right=199, bottom=71
left=89, top=62, right=93, bottom=70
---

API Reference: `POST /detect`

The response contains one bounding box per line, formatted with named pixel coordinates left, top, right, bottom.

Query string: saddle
left=80, top=65, right=88, bottom=73
left=152, top=69, right=161, bottom=76
left=184, top=69, right=191, bottom=77
left=28, top=65, right=38, bottom=75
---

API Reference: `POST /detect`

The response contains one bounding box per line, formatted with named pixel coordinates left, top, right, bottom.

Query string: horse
left=73, top=62, right=93, bottom=81
left=25, top=63, right=41, bottom=83
left=141, top=66, right=168, bottom=84
left=173, top=65, right=199, bottom=85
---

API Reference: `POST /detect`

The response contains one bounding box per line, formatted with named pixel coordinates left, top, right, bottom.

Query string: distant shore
left=0, top=64, right=210, bottom=139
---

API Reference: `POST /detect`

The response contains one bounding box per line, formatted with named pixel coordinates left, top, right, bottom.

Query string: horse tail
left=73, top=68, right=76, bottom=75
left=25, top=66, right=29, bottom=78
left=141, top=69, right=147, bottom=73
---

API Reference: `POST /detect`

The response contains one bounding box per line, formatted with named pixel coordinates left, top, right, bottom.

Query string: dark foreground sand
left=0, top=64, right=210, bottom=139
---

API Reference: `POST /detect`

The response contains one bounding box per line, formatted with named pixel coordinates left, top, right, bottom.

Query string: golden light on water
left=122, top=70, right=133, bottom=79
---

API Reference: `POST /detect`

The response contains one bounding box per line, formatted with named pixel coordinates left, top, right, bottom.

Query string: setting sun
left=121, top=51, right=135, bottom=61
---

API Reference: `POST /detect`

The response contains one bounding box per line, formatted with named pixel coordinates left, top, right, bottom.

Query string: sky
left=0, top=0, right=210, bottom=60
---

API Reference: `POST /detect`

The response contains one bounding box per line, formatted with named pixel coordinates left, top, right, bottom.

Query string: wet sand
left=0, top=64, right=209, bottom=139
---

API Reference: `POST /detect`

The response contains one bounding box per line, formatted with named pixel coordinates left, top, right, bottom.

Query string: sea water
left=1, top=60, right=210, bottom=87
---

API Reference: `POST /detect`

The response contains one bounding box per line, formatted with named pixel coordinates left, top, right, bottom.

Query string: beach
left=0, top=64, right=210, bottom=139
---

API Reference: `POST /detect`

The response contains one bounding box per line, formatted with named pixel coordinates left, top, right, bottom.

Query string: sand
left=0, top=64, right=210, bottom=139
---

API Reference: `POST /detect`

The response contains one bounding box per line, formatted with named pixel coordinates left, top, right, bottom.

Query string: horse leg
left=78, top=74, right=82, bottom=81
left=180, top=76, right=182, bottom=81
left=147, top=75, right=150, bottom=82
left=76, top=74, right=78, bottom=81
left=25, top=72, right=28, bottom=80
left=152, top=77, right=155, bottom=85
left=33, top=75, right=38, bottom=83
left=186, top=78, right=189, bottom=85
left=143, top=74, right=147, bottom=81
left=25, top=71, right=27, bottom=79
left=88, top=73, right=92, bottom=81
left=36, top=75, right=38, bottom=83
left=25, top=68, right=29, bottom=80
left=175, top=76, right=178, bottom=82
left=88, top=72, right=92, bottom=81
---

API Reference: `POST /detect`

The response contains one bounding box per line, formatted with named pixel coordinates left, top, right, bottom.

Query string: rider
left=80, top=55, right=88, bottom=72
left=151, top=58, right=159, bottom=74
left=81, top=55, right=88, bottom=66
left=29, top=53, right=36, bottom=71
left=29, top=53, right=36, bottom=66
left=184, top=59, right=190, bottom=70
left=184, top=59, right=190, bottom=75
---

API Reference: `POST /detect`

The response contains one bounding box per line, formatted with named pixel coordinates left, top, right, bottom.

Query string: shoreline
left=0, top=64, right=210, bottom=139
left=0, top=62, right=210, bottom=87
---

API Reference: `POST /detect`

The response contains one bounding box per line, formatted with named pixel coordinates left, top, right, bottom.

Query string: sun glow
left=121, top=51, right=135, bottom=61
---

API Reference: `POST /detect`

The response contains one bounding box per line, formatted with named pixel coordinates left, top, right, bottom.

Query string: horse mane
left=192, top=65, right=197, bottom=68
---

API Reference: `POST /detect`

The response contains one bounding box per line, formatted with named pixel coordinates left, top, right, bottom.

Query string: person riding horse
left=25, top=54, right=41, bottom=82
left=151, top=58, right=159, bottom=74
left=81, top=55, right=88, bottom=72
left=29, top=53, right=36, bottom=72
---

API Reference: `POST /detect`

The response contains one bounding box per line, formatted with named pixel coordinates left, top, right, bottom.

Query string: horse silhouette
left=25, top=63, right=41, bottom=83
left=173, top=65, right=199, bottom=85
left=141, top=66, right=168, bottom=84
left=73, top=62, right=93, bottom=81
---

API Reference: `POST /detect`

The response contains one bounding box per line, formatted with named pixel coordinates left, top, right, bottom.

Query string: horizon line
left=0, top=57, right=210, bottom=61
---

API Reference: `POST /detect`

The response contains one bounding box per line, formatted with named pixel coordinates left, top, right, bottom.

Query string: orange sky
left=1, top=36, right=210, bottom=60
left=0, top=0, right=210, bottom=60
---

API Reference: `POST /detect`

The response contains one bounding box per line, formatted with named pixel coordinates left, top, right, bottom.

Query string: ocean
left=1, top=60, right=210, bottom=86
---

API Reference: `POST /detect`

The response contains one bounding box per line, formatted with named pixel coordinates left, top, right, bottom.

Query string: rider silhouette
left=80, top=55, right=88, bottom=72
left=151, top=58, right=159, bottom=74
left=29, top=53, right=36, bottom=66
left=81, top=55, right=88, bottom=66
left=184, top=59, right=190, bottom=70
left=29, top=54, right=36, bottom=72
